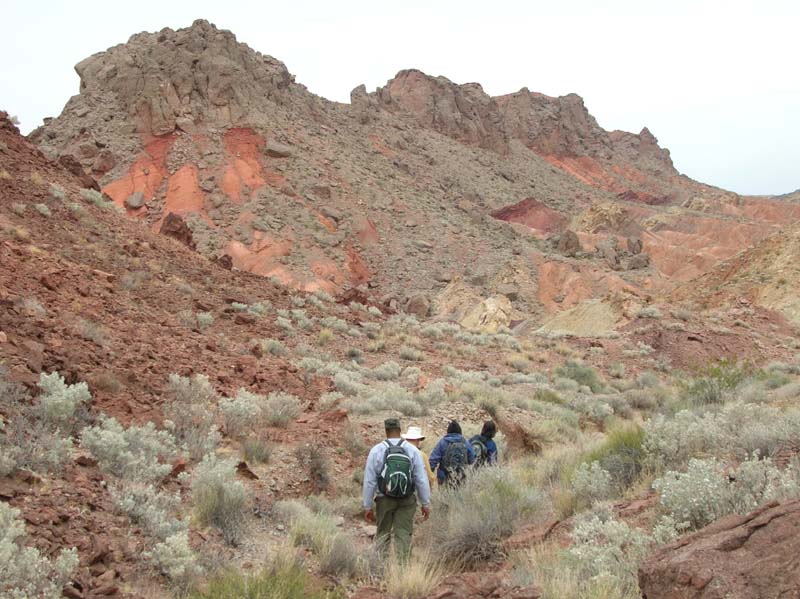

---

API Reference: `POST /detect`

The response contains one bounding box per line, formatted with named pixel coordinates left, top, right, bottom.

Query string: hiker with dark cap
left=362, top=417, right=431, bottom=559
left=429, top=420, right=476, bottom=486
left=469, top=420, right=499, bottom=467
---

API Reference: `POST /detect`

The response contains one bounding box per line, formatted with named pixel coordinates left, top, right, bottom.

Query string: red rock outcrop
left=638, top=500, right=800, bottom=599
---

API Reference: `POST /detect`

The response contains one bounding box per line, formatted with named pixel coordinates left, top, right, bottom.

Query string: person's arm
left=428, top=439, right=443, bottom=473
left=488, top=439, right=498, bottom=464
left=411, top=449, right=431, bottom=507
left=362, top=445, right=380, bottom=510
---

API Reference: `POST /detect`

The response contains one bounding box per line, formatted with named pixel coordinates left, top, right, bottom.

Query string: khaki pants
left=375, top=494, right=417, bottom=560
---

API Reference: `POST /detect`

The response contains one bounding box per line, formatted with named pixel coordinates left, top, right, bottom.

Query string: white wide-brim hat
left=401, top=426, right=425, bottom=440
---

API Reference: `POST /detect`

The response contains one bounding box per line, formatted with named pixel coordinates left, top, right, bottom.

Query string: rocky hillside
left=28, top=19, right=800, bottom=335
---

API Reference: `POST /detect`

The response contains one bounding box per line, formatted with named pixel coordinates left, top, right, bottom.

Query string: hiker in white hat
left=402, top=425, right=436, bottom=490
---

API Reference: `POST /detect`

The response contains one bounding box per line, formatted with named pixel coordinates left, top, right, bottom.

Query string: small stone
left=265, top=140, right=293, bottom=158
left=124, top=192, right=145, bottom=209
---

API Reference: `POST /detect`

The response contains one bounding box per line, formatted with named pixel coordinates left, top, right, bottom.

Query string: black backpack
left=442, top=438, right=469, bottom=484
left=378, top=440, right=415, bottom=498
left=470, top=435, right=489, bottom=467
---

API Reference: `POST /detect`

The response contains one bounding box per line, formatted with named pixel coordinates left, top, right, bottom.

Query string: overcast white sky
left=2, top=0, right=797, bottom=195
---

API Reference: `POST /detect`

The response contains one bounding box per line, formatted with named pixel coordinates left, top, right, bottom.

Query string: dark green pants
left=375, top=494, right=416, bottom=559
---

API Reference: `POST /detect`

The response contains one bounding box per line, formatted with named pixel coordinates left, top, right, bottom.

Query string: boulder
left=124, top=192, right=145, bottom=209
left=460, top=295, right=512, bottom=333
left=556, top=230, right=582, bottom=257
left=158, top=213, right=195, bottom=250
left=265, top=139, right=293, bottom=158
left=639, top=499, right=800, bottom=599
left=497, top=282, right=520, bottom=302
left=597, top=236, right=621, bottom=269
left=627, top=236, right=644, bottom=255
left=405, top=294, right=430, bottom=319
left=624, top=253, right=651, bottom=270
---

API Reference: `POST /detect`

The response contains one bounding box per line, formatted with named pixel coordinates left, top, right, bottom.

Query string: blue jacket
left=429, top=433, right=476, bottom=483
left=470, top=434, right=498, bottom=465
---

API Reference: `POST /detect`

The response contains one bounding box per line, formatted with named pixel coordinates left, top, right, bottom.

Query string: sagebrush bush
left=428, top=467, right=543, bottom=566
left=165, top=373, right=220, bottom=460
left=37, top=371, right=92, bottom=435
left=295, top=444, right=332, bottom=492
left=570, top=462, right=614, bottom=511
left=566, top=509, right=657, bottom=596
left=220, top=389, right=264, bottom=437
left=242, top=436, right=271, bottom=464
left=1, top=415, right=73, bottom=475
left=112, top=482, right=185, bottom=540
left=145, top=531, right=203, bottom=592
left=399, top=345, right=424, bottom=361
left=0, top=502, right=79, bottom=599
left=555, top=360, right=605, bottom=393
left=582, top=423, right=645, bottom=491
left=192, top=454, right=249, bottom=545
left=679, top=359, right=750, bottom=406
left=643, top=402, right=800, bottom=473
left=257, top=338, right=287, bottom=357
left=653, top=455, right=800, bottom=529
left=81, top=416, right=177, bottom=482
left=265, top=392, right=302, bottom=427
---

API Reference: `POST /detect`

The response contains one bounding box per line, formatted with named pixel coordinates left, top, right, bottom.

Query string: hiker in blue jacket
left=469, top=420, right=499, bottom=466
left=429, top=420, right=475, bottom=486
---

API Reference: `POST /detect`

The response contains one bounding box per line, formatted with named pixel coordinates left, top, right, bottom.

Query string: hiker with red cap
left=362, top=417, right=431, bottom=559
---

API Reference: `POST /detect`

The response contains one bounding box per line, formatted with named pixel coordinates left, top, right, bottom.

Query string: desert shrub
left=242, top=436, right=272, bottom=464
left=37, top=371, right=91, bottom=435
left=11, top=202, right=26, bottom=215
left=317, top=328, right=334, bottom=345
left=112, top=482, right=185, bottom=540
left=196, top=312, right=214, bottom=330
left=368, top=306, right=382, bottom=317
left=1, top=413, right=74, bottom=476
left=566, top=394, right=613, bottom=424
left=333, top=370, right=368, bottom=396
left=279, top=501, right=358, bottom=578
left=188, top=550, right=343, bottom=599
left=429, top=467, right=543, bottom=566
left=0, top=502, right=79, bottom=599
left=506, top=355, right=531, bottom=373
left=554, top=377, right=580, bottom=393
left=192, top=454, right=249, bottom=545
left=399, top=345, right=424, bottom=361
left=384, top=550, right=444, bottom=599
left=653, top=455, right=800, bottom=529
left=370, top=361, right=402, bottom=381
left=145, top=531, right=203, bottom=592
left=570, top=462, right=614, bottom=511
left=679, top=358, right=750, bottom=406
left=566, top=509, right=656, bottom=596
left=637, top=306, right=663, bottom=319
left=257, top=338, right=287, bottom=357
left=295, top=444, right=332, bottom=492
left=165, top=373, right=220, bottom=460
left=81, top=416, right=177, bottom=482
left=643, top=403, right=800, bottom=473
left=582, top=423, right=645, bottom=492
left=313, top=289, right=335, bottom=303
left=220, top=389, right=265, bottom=437
left=419, top=378, right=448, bottom=405
left=0, top=502, right=78, bottom=599
left=265, top=392, right=302, bottom=427
left=276, top=316, right=295, bottom=334
left=555, top=360, right=605, bottom=393
left=34, top=203, right=52, bottom=217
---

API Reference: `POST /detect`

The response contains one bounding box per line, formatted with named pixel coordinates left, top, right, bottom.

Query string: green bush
left=265, top=392, right=302, bottom=427
left=165, top=374, right=220, bottom=460
left=555, top=360, right=605, bottom=393
left=192, top=454, right=249, bottom=545
left=37, top=371, right=92, bottom=435
left=582, top=423, right=645, bottom=491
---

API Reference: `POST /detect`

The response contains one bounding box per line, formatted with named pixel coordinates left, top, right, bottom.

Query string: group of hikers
left=361, top=417, right=498, bottom=558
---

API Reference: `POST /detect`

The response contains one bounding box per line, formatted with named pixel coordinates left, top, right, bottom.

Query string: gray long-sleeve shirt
left=362, top=438, right=432, bottom=509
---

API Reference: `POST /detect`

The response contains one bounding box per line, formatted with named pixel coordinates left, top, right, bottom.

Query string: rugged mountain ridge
left=28, top=19, right=800, bottom=333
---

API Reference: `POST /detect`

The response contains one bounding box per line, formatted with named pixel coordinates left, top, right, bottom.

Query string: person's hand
left=421, top=505, right=431, bottom=521
left=364, top=508, right=375, bottom=523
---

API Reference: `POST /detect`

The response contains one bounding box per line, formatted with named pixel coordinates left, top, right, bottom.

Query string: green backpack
left=378, top=440, right=415, bottom=498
